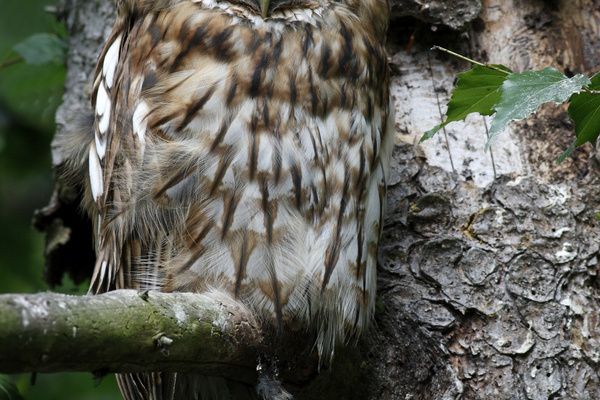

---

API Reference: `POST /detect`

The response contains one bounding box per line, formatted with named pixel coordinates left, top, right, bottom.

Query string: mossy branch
left=0, top=290, right=261, bottom=383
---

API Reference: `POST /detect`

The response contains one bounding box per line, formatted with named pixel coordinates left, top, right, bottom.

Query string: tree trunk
left=36, top=0, right=600, bottom=398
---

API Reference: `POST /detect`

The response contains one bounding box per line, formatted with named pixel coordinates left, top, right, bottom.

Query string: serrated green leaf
left=568, top=72, right=600, bottom=147
left=420, top=64, right=511, bottom=142
left=12, top=33, right=65, bottom=66
left=445, top=64, right=513, bottom=118
left=487, top=67, right=591, bottom=150
left=421, top=123, right=442, bottom=142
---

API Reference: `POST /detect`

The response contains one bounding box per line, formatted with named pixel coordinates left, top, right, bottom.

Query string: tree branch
left=0, top=290, right=261, bottom=383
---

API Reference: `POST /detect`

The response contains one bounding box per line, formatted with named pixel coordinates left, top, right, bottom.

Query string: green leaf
left=12, top=33, right=65, bottom=66
left=421, top=64, right=511, bottom=142
left=421, top=123, right=442, bottom=142
left=568, top=72, right=600, bottom=147
left=556, top=139, right=576, bottom=164
left=487, top=67, right=591, bottom=150
left=0, top=60, right=66, bottom=132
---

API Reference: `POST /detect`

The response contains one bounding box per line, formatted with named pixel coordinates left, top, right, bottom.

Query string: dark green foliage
left=0, top=1, right=120, bottom=399
left=0, top=375, right=25, bottom=400
left=569, top=72, right=600, bottom=146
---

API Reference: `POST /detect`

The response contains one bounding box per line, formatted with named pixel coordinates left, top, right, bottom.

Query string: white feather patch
left=98, top=108, right=110, bottom=135
left=99, top=260, right=108, bottom=288
left=96, top=83, right=111, bottom=154
left=257, top=136, right=273, bottom=172
left=96, top=83, right=109, bottom=117
left=106, top=258, right=113, bottom=285
left=103, top=34, right=122, bottom=89
left=94, top=132, right=107, bottom=160
left=89, top=142, right=104, bottom=201
left=94, top=81, right=111, bottom=159
left=132, top=101, right=149, bottom=152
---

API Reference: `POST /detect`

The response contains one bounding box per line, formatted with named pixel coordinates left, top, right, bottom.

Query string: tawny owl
left=77, top=0, right=392, bottom=397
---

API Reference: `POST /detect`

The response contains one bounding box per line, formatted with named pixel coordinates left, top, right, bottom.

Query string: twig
left=0, top=56, right=24, bottom=69
left=431, top=46, right=510, bottom=75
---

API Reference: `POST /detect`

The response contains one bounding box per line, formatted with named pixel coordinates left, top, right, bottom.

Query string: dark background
left=0, top=0, right=120, bottom=398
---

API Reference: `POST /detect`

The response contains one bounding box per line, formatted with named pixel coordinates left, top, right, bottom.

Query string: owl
left=78, top=0, right=392, bottom=397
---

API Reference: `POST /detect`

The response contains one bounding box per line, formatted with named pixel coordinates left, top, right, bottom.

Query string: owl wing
left=88, top=23, right=128, bottom=293
left=88, top=3, right=166, bottom=293
left=88, top=6, right=185, bottom=400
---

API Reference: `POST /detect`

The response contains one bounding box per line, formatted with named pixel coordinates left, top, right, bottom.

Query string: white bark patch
left=494, top=209, right=504, bottom=225
left=390, top=45, right=523, bottom=188
left=555, top=242, right=576, bottom=263
left=13, top=296, right=50, bottom=329
left=173, top=303, right=188, bottom=325
left=553, top=227, right=571, bottom=238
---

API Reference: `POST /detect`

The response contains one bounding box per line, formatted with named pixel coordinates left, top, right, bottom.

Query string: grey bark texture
left=31, top=0, right=600, bottom=398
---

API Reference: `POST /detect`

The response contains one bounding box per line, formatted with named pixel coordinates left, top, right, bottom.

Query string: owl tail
left=89, top=227, right=129, bottom=293
left=117, top=372, right=282, bottom=400
left=116, top=372, right=176, bottom=400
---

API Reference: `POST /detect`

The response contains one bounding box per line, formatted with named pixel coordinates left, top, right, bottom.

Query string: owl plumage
left=82, top=0, right=392, bottom=397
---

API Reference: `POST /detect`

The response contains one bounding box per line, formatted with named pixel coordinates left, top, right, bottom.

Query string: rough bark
left=28, top=0, right=600, bottom=398
left=380, top=0, right=600, bottom=398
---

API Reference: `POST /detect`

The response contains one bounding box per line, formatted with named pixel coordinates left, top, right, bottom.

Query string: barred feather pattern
left=86, top=0, right=392, bottom=398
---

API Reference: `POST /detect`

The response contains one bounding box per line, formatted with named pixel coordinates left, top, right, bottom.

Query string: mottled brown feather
left=82, top=0, right=393, bottom=398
